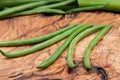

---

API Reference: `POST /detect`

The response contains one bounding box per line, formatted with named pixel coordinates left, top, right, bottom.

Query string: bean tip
left=0, top=50, right=7, bottom=57
left=36, top=64, right=46, bottom=69
left=36, top=66, right=42, bottom=69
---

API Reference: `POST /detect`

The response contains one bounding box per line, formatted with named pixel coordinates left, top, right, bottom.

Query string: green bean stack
left=0, top=0, right=109, bottom=19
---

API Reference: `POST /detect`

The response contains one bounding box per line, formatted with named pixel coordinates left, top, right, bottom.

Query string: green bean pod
left=0, top=24, right=77, bottom=47
left=37, top=24, right=93, bottom=69
left=33, top=0, right=76, bottom=9
left=67, top=25, right=106, bottom=69
left=84, top=25, right=112, bottom=70
left=7, top=9, right=65, bottom=18
left=0, top=0, right=41, bottom=9
left=66, top=5, right=106, bottom=14
left=0, top=0, right=62, bottom=18
left=0, top=24, right=79, bottom=58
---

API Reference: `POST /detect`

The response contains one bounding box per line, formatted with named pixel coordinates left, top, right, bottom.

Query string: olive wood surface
left=0, top=11, right=120, bottom=80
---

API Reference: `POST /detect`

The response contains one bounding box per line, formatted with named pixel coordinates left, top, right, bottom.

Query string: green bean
left=67, top=25, right=106, bottom=69
left=55, top=1, right=78, bottom=11
left=0, top=0, right=62, bottom=18
left=0, top=0, right=41, bottom=9
left=84, top=25, right=112, bottom=70
left=37, top=24, right=93, bottom=69
left=0, top=23, right=77, bottom=47
left=56, top=6, right=78, bottom=11
left=0, top=24, right=79, bottom=58
left=66, top=5, right=106, bottom=14
left=32, top=0, right=76, bottom=10
left=6, top=9, right=65, bottom=18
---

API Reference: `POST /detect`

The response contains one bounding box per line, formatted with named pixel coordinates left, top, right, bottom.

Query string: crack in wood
left=9, top=73, right=23, bottom=78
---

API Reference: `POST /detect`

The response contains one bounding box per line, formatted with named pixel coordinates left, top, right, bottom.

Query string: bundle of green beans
left=0, top=23, right=111, bottom=80
left=0, top=0, right=119, bottom=19
left=0, top=0, right=109, bottom=19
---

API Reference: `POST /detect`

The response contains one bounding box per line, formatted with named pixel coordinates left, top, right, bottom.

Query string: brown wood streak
left=0, top=11, right=120, bottom=80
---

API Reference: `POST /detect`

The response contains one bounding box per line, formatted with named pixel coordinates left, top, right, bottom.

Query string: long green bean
left=6, top=9, right=65, bottom=18
left=0, top=23, right=76, bottom=47
left=0, top=0, right=62, bottom=18
left=0, top=0, right=41, bottom=9
left=37, top=24, right=93, bottom=69
left=56, top=6, right=78, bottom=11
left=84, top=25, right=112, bottom=70
left=67, top=25, right=105, bottom=69
left=33, top=0, right=75, bottom=9
left=0, top=24, right=79, bottom=58
left=66, top=5, right=106, bottom=13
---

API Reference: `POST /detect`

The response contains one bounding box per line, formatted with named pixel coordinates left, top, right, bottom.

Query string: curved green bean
left=0, top=0, right=62, bottom=18
left=37, top=24, right=93, bottom=69
left=7, top=9, right=65, bottom=18
left=0, top=24, right=77, bottom=47
left=66, top=5, right=106, bottom=13
left=0, top=24, right=80, bottom=58
left=84, top=25, right=112, bottom=70
left=67, top=25, right=106, bottom=69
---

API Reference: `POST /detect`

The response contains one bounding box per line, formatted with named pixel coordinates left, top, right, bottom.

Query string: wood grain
left=0, top=11, right=120, bottom=80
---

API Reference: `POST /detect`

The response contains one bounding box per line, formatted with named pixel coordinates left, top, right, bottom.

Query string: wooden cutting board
left=0, top=11, right=120, bottom=80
